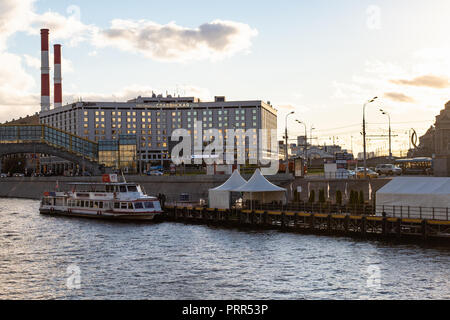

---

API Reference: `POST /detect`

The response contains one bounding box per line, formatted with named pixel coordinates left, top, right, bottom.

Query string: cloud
left=383, top=92, right=415, bottom=103
left=390, top=75, right=450, bottom=89
left=93, top=19, right=258, bottom=62
left=28, top=10, right=98, bottom=47
left=0, top=1, right=256, bottom=123
left=278, top=105, right=296, bottom=112
left=0, top=0, right=35, bottom=50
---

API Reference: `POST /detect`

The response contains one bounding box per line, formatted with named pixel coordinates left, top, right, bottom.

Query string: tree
left=359, top=190, right=365, bottom=205
left=349, top=190, right=356, bottom=205
left=319, top=189, right=325, bottom=203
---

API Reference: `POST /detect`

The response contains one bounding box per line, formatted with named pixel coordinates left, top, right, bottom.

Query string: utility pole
left=285, top=111, right=295, bottom=174
left=363, top=97, right=378, bottom=178
left=380, top=109, right=392, bottom=160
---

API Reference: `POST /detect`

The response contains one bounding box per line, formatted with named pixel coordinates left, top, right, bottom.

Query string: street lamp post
left=363, top=96, right=378, bottom=178
left=285, top=111, right=295, bottom=174
left=295, top=119, right=307, bottom=164
left=310, top=126, right=315, bottom=147
left=380, top=109, right=392, bottom=160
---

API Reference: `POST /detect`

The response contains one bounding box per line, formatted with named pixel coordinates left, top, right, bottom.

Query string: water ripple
left=0, top=198, right=449, bottom=299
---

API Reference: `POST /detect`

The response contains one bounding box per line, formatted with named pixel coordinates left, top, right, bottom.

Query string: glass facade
left=98, top=140, right=119, bottom=168
left=0, top=125, right=98, bottom=161
left=98, top=135, right=137, bottom=171
left=119, top=134, right=137, bottom=172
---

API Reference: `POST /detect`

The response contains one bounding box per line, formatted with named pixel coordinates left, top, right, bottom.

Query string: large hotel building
left=39, top=95, right=278, bottom=171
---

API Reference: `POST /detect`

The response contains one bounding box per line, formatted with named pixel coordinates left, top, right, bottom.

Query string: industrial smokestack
left=40, top=29, right=50, bottom=112
left=54, top=44, right=62, bottom=108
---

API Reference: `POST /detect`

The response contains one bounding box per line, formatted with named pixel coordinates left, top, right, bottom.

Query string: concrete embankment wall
left=0, top=174, right=391, bottom=203
left=0, top=174, right=294, bottom=201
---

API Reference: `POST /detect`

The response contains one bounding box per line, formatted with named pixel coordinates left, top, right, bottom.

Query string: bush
left=336, top=190, right=342, bottom=205
left=308, top=190, right=315, bottom=203
left=359, top=190, right=364, bottom=205
left=319, top=189, right=326, bottom=203
left=349, top=190, right=355, bottom=205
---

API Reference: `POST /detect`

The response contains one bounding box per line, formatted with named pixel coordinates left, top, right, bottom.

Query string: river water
left=0, top=198, right=449, bottom=299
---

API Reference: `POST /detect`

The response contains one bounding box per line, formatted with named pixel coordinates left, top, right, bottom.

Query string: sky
left=1, top=0, right=449, bottom=156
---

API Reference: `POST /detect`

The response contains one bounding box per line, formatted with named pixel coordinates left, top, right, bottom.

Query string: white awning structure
left=376, top=177, right=450, bottom=218
left=208, top=170, right=247, bottom=209
left=232, top=169, right=287, bottom=204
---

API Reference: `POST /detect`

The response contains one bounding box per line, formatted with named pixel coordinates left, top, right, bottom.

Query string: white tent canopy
left=208, top=170, right=247, bottom=209
left=376, top=177, right=450, bottom=218
left=232, top=169, right=287, bottom=205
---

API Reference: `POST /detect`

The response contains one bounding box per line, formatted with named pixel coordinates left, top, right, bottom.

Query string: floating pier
left=162, top=206, right=450, bottom=244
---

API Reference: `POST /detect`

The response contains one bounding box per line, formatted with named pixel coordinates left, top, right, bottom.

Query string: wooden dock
left=161, top=206, right=450, bottom=244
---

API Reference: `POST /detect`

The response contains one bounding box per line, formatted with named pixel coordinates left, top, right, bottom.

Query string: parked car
left=347, top=170, right=356, bottom=178
left=0, top=173, right=7, bottom=178
left=355, top=167, right=379, bottom=179
left=13, top=173, right=25, bottom=177
left=147, top=170, right=163, bottom=176
left=375, top=164, right=402, bottom=176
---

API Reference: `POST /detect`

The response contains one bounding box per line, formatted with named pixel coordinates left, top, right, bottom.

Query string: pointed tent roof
left=233, top=169, right=286, bottom=192
left=211, top=169, right=247, bottom=191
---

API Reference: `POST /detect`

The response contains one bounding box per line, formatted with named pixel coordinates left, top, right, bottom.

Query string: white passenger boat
left=39, top=175, right=162, bottom=221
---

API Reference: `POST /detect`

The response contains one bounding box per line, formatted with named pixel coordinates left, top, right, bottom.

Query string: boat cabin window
left=134, top=202, right=143, bottom=209
left=144, top=202, right=154, bottom=209
left=120, top=202, right=127, bottom=209
left=114, top=202, right=120, bottom=209
left=42, top=198, right=53, bottom=206
left=128, top=203, right=133, bottom=209
left=120, top=186, right=127, bottom=193
left=127, top=185, right=138, bottom=192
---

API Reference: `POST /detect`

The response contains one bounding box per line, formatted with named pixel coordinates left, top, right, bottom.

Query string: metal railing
left=236, top=202, right=450, bottom=221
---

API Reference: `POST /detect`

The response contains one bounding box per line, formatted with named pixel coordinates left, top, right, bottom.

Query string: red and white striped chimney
left=40, top=29, right=50, bottom=111
left=54, top=44, right=62, bottom=108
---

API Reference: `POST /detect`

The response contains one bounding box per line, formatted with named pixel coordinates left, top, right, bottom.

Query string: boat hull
left=39, top=208, right=162, bottom=221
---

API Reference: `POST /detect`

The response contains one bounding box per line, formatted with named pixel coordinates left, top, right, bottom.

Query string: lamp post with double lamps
left=362, top=96, right=378, bottom=178
left=285, top=111, right=295, bottom=174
